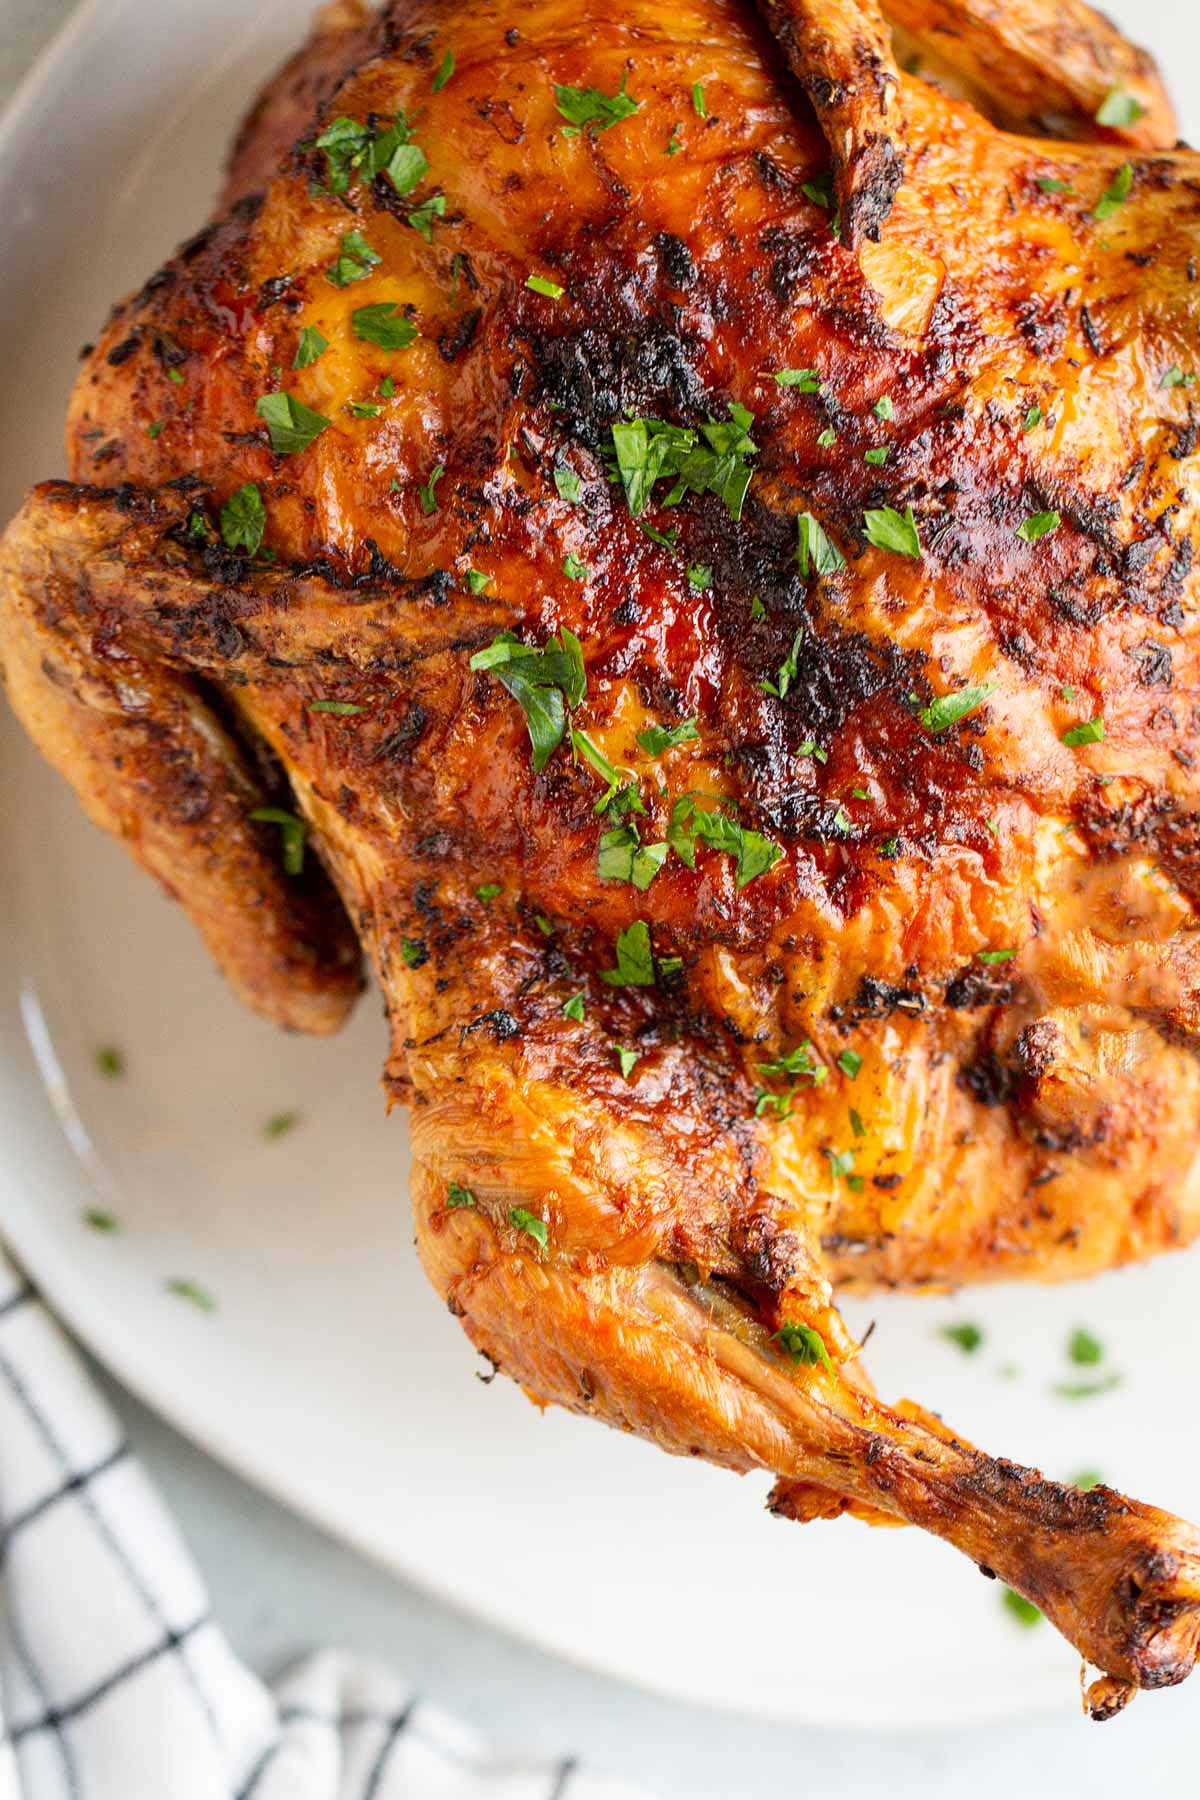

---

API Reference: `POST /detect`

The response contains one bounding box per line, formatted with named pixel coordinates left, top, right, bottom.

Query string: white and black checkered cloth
left=0, top=1250, right=651, bottom=1800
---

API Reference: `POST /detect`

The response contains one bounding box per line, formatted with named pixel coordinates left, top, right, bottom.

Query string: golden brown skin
left=4, top=0, right=1200, bottom=1712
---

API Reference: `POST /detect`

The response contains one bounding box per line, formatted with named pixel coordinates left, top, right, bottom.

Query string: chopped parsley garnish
left=408, top=194, right=446, bottom=242
left=167, top=368, right=184, bottom=386
left=637, top=718, right=699, bottom=756
left=419, top=463, right=445, bottom=514
left=327, top=227, right=382, bottom=288
left=798, top=739, right=828, bottom=762
left=554, top=463, right=582, bottom=502
left=1093, top=161, right=1133, bottom=221
left=466, top=568, right=492, bottom=593
left=863, top=504, right=921, bottom=559
left=476, top=882, right=502, bottom=901
left=526, top=273, right=565, bottom=299
left=749, top=594, right=766, bottom=620
left=570, top=728, right=640, bottom=815
left=775, top=1321, right=833, bottom=1370
left=864, top=446, right=889, bottom=466
left=84, top=1208, right=119, bottom=1232
left=760, top=628, right=803, bottom=700
left=616, top=1046, right=640, bottom=1078
left=554, top=73, right=639, bottom=136
left=256, top=391, right=331, bottom=456
left=510, top=1206, right=549, bottom=1248
left=691, top=80, right=707, bottom=118
left=347, top=400, right=382, bottom=418
left=293, top=326, right=328, bottom=369
left=561, top=992, right=586, bottom=1021
left=352, top=302, right=419, bottom=350
left=310, top=699, right=366, bottom=716
left=166, top=1278, right=216, bottom=1312
left=774, top=368, right=821, bottom=390
left=1095, top=88, right=1146, bottom=128
left=432, top=49, right=455, bottom=91
left=610, top=405, right=757, bottom=522
left=827, top=1147, right=861, bottom=1191
left=249, top=806, right=307, bottom=875
left=399, top=937, right=427, bottom=968
left=837, top=1049, right=862, bottom=1079
left=1016, top=509, right=1061, bottom=543
left=95, top=1045, right=124, bottom=1078
left=816, top=427, right=837, bottom=446
left=977, top=948, right=1015, bottom=965
left=146, top=420, right=164, bottom=438
left=941, top=1321, right=983, bottom=1353
left=379, top=376, right=395, bottom=398
left=668, top=793, right=782, bottom=888
left=601, top=919, right=656, bottom=986
left=686, top=563, right=712, bottom=590
left=263, top=1111, right=300, bottom=1139
left=1061, top=716, right=1105, bottom=748
left=667, top=125, right=682, bottom=156
left=796, top=511, right=844, bottom=578
left=598, top=822, right=669, bottom=891
left=562, top=552, right=588, bottom=582
left=470, top=628, right=586, bottom=770
left=1036, top=176, right=1073, bottom=195
left=759, top=1044, right=827, bottom=1094
left=873, top=395, right=894, bottom=420
left=1003, top=1589, right=1041, bottom=1627
left=1160, top=365, right=1196, bottom=389
left=1022, top=403, right=1043, bottom=431
left=313, top=112, right=428, bottom=196
left=641, top=521, right=679, bottom=550
left=1073, top=1469, right=1103, bottom=1492
left=447, top=1182, right=477, bottom=1208
left=918, top=683, right=996, bottom=733
left=1053, top=1372, right=1122, bottom=1400
left=1068, top=1326, right=1103, bottom=1366
left=849, top=1107, right=866, bottom=1138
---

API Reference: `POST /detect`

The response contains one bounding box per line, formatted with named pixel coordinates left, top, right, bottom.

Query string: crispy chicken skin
left=4, top=0, right=1200, bottom=1714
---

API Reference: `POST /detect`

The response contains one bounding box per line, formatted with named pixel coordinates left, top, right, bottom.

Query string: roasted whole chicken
left=6, top=0, right=1200, bottom=1719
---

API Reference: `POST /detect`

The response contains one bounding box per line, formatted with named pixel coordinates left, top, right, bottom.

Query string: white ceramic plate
left=2, top=0, right=1199, bottom=1733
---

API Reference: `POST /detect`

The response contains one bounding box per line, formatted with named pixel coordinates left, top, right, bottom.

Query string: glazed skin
left=5, top=0, right=1200, bottom=1714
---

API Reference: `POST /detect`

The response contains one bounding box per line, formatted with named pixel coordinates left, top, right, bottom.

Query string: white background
left=3, top=0, right=1200, bottom=1793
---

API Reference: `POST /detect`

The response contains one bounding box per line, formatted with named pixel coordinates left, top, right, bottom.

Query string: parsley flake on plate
left=447, top=1182, right=477, bottom=1208
left=941, top=1321, right=984, bottom=1353
left=166, top=1278, right=216, bottom=1313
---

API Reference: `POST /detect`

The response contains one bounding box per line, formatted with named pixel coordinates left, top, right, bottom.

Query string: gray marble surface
left=3, top=5, right=1199, bottom=1794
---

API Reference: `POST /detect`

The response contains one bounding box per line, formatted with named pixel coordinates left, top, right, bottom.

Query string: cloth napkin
left=0, top=1249, right=649, bottom=1800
